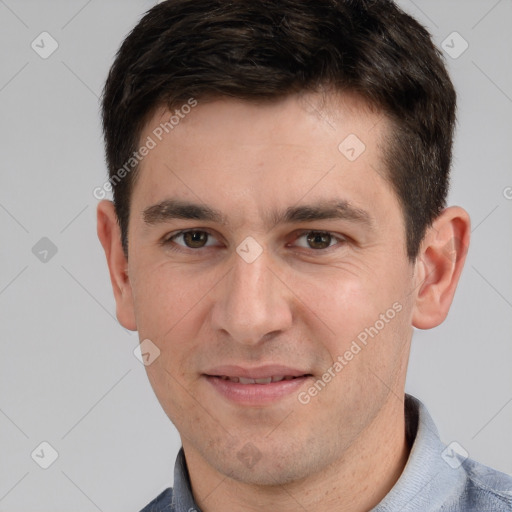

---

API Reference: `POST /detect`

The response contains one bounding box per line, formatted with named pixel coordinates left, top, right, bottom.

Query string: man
left=97, top=0, right=512, bottom=510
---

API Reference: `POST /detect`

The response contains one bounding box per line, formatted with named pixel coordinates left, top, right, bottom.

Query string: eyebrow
left=143, top=199, right=226, bottom=225
left=142, top=198, right=374, bottom=230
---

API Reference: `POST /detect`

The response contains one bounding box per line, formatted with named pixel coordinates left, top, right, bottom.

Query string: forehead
left=131, top=91, right=399, bottom=228
left=147, top=91, right=383, bottom=151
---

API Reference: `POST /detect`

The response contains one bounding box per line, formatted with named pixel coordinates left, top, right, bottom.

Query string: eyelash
left=162, top=229, right=347, bottom=254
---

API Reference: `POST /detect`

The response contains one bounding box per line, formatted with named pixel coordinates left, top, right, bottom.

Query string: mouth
left=214, top=375, right=308, bottom=384
left=203, top=365, right=313, bottom=405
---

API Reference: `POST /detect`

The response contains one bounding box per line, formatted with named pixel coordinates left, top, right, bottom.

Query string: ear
left=96, top=200, right=137, bottom=331
left=412, top=206, right=471, bottom=329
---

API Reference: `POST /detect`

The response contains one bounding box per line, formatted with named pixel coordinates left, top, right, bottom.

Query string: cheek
left=135, top=263, right=210, bottom=418
left=296, top=269, right=411, bottom=423
left=131, top=261, right=210, bottom=337
left=145, top=355, right=208, bottom=432
left=292, top=261, right=410, bottom=368
left=291, top=265, right=390, bottom=338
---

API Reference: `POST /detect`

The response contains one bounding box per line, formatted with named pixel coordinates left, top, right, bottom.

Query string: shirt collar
left=172, top=447, right=199, bottom=512
left=372, top=393, right=466, bottom=511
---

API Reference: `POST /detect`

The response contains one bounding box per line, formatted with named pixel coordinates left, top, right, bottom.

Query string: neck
left=184, top=394, right=410, bottom=512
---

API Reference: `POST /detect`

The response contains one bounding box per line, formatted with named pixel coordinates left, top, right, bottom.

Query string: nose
left=210, top=246, right=293, bottom=346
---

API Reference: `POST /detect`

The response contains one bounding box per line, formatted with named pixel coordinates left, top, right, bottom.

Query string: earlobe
left=411, top=206, right=470, bottom=330
left=96, top=200, right=137, bottom=331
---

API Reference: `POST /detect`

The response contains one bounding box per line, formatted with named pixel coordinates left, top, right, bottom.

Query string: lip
left=204, top=365, right=313, bottom=406
left=204, top=364, right=310, bottom=379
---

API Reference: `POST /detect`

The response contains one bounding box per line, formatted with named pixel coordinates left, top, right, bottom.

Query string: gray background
left=0, top=0, right=511, bottom=510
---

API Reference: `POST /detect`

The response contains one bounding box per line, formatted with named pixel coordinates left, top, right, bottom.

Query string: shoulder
left=452, top=457, right=512, bottom=511
left=139, top=487, right=174, bottom=512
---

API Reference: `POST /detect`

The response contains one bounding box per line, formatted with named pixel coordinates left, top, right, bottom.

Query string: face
left=123, top=92, right=419, bottom=485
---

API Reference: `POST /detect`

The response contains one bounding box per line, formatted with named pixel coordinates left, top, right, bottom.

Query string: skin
left=97, top=91, right=470, bottom=511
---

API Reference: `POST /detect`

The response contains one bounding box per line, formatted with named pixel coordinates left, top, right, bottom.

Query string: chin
left=221, top=458, right=307, bottom=487
left=202, top=437, right=328, bottom=487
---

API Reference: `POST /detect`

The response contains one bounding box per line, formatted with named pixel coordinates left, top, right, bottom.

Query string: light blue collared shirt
left=140, top=394, right=512, bottom=511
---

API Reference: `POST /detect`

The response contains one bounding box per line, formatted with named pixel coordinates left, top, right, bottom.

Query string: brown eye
left=306, top=231, right=333, bottom=250
left=167, top=230, right=218, bottom=250
left=291, top=230, right=345, bottom=251
left=182, top=231, right=208, bottom=248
